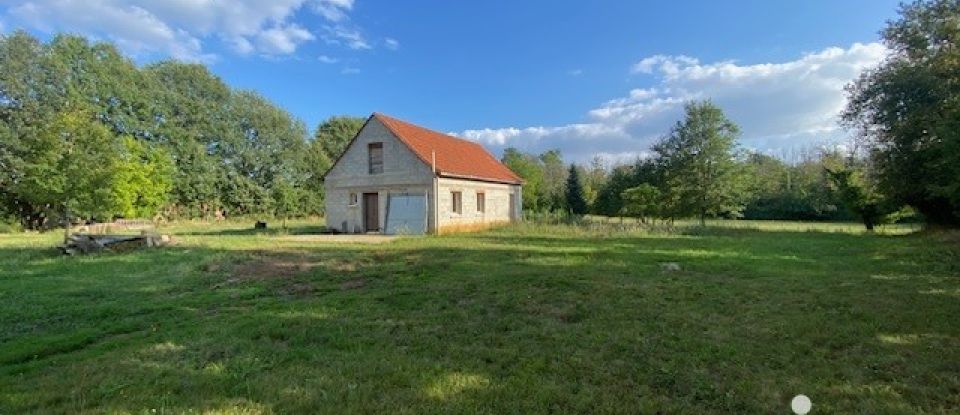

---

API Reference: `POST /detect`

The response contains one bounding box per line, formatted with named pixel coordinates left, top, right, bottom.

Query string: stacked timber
left=61, top=232, right=172, bottom=255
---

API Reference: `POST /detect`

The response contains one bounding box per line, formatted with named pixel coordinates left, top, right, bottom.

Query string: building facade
left=324, top=113, right=523, bottom=235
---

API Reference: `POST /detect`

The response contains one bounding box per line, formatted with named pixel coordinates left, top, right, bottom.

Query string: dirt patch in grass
left=209, top=253, right=373, bottom=293
left=231, top=253, right=320, bottom=281
left=340, top=277, right=367, bottom=290
left=327, top=259, right=359, bottom=273
left=278, top=282, right=316, bottom=296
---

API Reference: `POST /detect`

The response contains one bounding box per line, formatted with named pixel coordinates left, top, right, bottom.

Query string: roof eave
left=437, top=171, right=524, bottom=185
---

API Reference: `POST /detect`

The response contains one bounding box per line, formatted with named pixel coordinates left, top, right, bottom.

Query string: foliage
left=271, top=178, right=299, bottom=228
left=500, top=149, right=590, bottom=214
left=564, top=164, right=588, bottom=215
left=843, top=0, right=960, bottom=226
left=0, top=32, right=336, bottom=227
left=653, top=100, right=748, bottom=224
left=826, top=165, right=893, bottom=231
left=501, top=148, right=546, bottom=212
left=581, top=156, right=607, bottom=207
left=3, top=109, right=114, bottom=225
left=741, top=151, right=853, bottom=221
left=112, top=137, right=174, bottom=218
left=620, top=183, right=662, bottom=222
left=313, top=116, right=366, bottom=162
left=592, top=164, right=638, bottom=216
left=539, top=149, right=568, bottom=211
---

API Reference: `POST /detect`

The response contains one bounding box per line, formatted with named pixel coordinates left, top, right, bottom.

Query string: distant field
left=0, top=219, right=957, bottom=413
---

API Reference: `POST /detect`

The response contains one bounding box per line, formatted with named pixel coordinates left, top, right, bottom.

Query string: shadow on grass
left=0, top=226, right=958, bottom=413
left=174, top=224, right=329, bottom=237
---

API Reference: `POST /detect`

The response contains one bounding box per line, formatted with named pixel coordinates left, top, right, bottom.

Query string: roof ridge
left=374, top=112, right=487, bottom=147
left=372, top=112, right=524, bottom=185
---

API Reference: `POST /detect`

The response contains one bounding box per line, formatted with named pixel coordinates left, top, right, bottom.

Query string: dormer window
left=368, top=142, right=383, bottom=174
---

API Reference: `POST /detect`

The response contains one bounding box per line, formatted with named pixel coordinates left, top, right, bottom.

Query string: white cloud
left=341, top=66, right=360, bottom=75
left=312, top=0, right=354, bottom=22
left=8, top=0, right=213, bottom=61
left=318, top=54, right=339, bottom=63
left=462, top=43, right=888, bottom=163
left=384, top=37, right=399, bottom=50
left=568, top=69, right=584, bottom=76
left=323, top=25, right=371, bottom=50
left=2, top=0, right=358, bottom=59
left=254, top=24, right=314, bottom=55
left=631, top=55, right=699, bottom=75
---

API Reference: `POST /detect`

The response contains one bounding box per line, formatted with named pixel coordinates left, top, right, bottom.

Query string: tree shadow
left=174, top=224, right=329, bottom=236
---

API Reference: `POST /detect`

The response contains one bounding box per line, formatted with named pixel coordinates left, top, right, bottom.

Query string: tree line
left=504, top=0, right=960, bottom=229
left=1, top=0, right=957, bottom=230
left=502, top=101, right=889, bottom=228
left=0, top=31, right=364, bottom=229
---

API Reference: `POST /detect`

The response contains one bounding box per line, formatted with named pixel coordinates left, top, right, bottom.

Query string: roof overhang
left=437, top=171, right=524, bottom=185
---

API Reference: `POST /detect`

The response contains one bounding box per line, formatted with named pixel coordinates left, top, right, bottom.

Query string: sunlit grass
left=0, top=219, right=957, bottom=413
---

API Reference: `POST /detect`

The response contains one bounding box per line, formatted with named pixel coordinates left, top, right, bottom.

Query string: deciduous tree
left=314, top=116, right=365, bottom=161
left=843, top=0, right=960, bottom=226
left=654, top=101, right=747, bottom=225
left=620, top=183, right=662, bottom=223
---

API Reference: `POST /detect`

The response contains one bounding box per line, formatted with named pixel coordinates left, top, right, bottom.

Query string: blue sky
left=1, top=0, right=902, bottom=162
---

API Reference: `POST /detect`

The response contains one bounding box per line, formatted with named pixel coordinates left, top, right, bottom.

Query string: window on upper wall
left=368, top=142, right=383, bottom=174
left=451, top=191, right=462, bottom=214
left=476, top=192, right=485, bottom=213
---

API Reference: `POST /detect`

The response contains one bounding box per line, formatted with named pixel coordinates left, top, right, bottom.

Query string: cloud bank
left=462, top=43, right=887, bottom=163
left=3, top=0, right=362, bottom=61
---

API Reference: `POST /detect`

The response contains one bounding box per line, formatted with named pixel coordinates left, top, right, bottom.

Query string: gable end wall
left=324, top=118, right=435, bottom=232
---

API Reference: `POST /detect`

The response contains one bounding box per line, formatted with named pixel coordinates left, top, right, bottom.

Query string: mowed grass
left=0, top=220, right=958, bottom=414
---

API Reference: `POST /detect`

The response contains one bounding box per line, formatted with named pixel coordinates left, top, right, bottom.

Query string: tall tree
left=145, top=61, right=232, bottom=217
left=581, top=156, right=607, bottom=209
left=14, top=110, right=126, bottom=226
left=314, top=116, right=365, bottom=161
left=539, top=149, right=567, bottom=211
left=565, top=164, right=588, bottom=215
left=843, top=0, right=960, bottom=226
left=0, top=31, right=62, bottom=225
left=654, top=100, right=746, bottom=225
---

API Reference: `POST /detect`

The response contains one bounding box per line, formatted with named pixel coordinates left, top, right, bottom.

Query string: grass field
left=1, top=219, right=958, bottom=414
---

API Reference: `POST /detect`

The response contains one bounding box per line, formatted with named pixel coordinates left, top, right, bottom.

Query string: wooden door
left=363, top=193, right=379, bottom=232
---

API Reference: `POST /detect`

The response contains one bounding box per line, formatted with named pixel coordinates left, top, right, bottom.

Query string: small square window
left=451, top=191, right=462, bottom=214
left=349, top=193, right=358, bottom=206
left=476, top=192, right=485, bottom=213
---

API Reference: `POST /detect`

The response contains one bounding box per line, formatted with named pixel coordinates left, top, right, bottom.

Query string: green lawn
left=1, top=220, right=958, bottom=414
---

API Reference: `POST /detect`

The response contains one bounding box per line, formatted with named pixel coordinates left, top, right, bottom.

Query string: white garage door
left=385, top=193, right=427, bottom=235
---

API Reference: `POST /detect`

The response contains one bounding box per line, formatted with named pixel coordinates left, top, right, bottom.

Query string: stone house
left=323, top=113, right=523, bottom=235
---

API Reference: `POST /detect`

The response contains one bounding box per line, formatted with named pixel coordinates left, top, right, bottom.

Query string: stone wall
left=436, top=177, right=521, bottom=233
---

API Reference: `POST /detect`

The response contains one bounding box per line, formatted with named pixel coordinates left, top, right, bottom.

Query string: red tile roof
left=374, top=113, right=523, bottom=185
